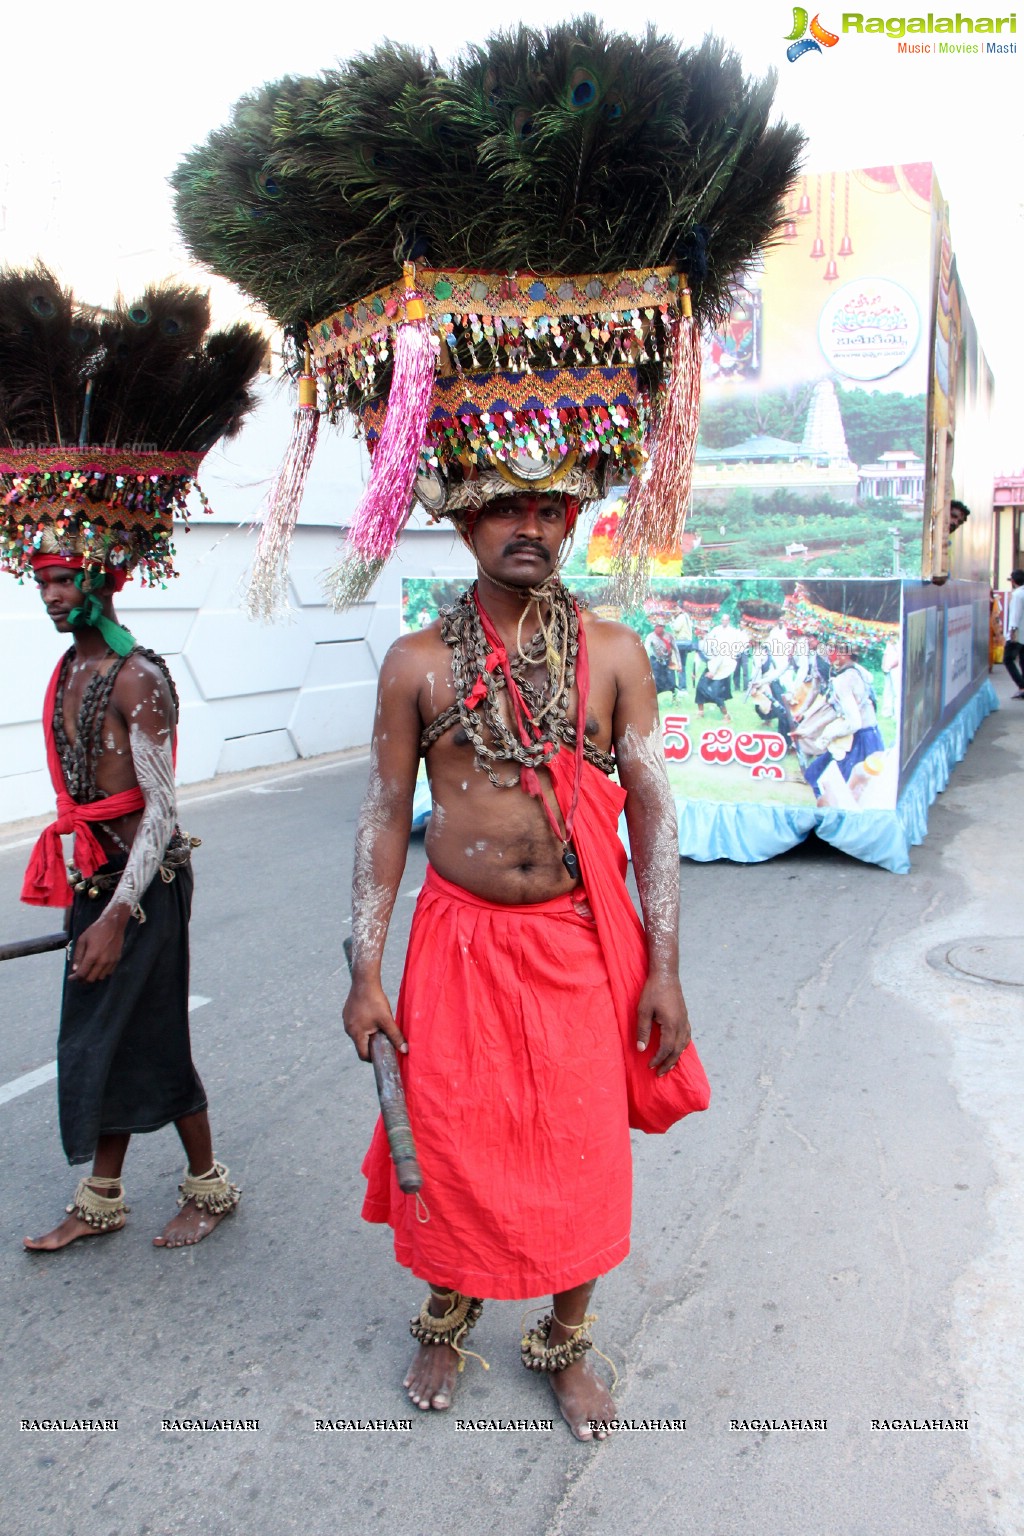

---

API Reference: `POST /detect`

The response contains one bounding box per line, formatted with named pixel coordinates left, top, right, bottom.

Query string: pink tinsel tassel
left=346, top=291, right=437, bottom=566
left=245, top=372, right=319, bottom=621
left=612, top=316, right=703, bottom=607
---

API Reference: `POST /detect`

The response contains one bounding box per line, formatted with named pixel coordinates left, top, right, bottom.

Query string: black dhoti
left=695, top=671, right=733, bottom=707
left=58, top=859, right=207, bottom=1164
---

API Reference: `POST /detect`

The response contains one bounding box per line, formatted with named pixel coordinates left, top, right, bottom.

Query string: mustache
left=502, top=539, right=551, bottom=561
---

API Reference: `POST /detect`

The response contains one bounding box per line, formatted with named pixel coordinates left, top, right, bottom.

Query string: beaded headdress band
left=173, top=18, right=803, bottom=612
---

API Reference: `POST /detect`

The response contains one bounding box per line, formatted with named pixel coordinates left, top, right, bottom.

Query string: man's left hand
left=636, top=975, right=692, bottom=1076
left=69, top=909, right=129, bottom=984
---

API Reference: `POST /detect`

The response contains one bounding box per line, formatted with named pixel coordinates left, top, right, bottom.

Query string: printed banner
left=677, top=163, right=935, bottom=580
left=402, top=576, right=903, bottom=815
left=942, top=604, right=975, bottom=707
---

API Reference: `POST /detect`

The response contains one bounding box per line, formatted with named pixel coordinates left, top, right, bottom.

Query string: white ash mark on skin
left=618, top=723, right=680, bottom=957
left=109, top=725, right=177, bottom=915
left=475, top=841, right=488, bottom=852
left=464, top=847, right=475, bottom=858
left=431, top=802, right=446, bottom=828
left=461, top=781, right=468, bottom=792
left=350, top=743, right=398, bottom=971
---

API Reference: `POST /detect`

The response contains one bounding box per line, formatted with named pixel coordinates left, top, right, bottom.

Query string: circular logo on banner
left=818, top=278, right=921, bottom=381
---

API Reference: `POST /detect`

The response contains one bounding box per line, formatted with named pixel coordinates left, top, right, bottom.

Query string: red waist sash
left=21, top=657, right=145, bottom=907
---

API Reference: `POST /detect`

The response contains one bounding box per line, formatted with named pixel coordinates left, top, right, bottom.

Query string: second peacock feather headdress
left=0, top=266, right=267, bottom=594
left=172, top=18, right=804, bottom=611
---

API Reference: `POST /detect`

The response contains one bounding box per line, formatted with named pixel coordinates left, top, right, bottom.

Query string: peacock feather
left=172, top=18, right=804, bottom=332
left=0, top=265, right=267, bottom=453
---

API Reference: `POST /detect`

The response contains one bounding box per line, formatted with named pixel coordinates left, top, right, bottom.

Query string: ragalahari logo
left=785, top=8, right=841, bottom=59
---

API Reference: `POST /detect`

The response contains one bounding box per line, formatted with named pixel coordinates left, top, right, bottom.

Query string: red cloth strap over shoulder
left=21, top=657, right=146, bottom=907
left=547, top=749, right=711, bottom=1134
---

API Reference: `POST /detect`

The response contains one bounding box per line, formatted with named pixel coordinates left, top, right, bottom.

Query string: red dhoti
left=362, top=753, right=710, bottom=1300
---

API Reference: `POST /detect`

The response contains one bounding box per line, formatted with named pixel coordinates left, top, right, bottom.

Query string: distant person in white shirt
left=695, top=612, right=747, bottom=722
left=1004, top=570, right=1024, bottom=699
left=802, top=643, right=885, bottom=805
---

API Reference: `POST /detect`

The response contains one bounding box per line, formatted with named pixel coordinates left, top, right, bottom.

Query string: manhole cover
left=944, top=938, right=1024, bottom=988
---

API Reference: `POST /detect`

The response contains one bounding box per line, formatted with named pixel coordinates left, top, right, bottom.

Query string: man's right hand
left=343, top=979, right=408, bottom=1062
left=69, top=907, right=129, bottom=984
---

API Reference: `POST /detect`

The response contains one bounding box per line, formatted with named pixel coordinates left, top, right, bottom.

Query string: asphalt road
left=1, top=694, right=1021, bottom=1536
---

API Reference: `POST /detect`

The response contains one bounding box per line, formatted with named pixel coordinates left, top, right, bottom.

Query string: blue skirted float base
left=676, top=680, right=998, bottom=874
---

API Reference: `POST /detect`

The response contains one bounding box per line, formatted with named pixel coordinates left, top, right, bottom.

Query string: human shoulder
left=383, top=620, right=447, bottom=676
left=377, top=622, right=453, bottom=731
left=580, top=609, right=650, bottom=683
left=110, top=649, right=175, bottom=720
left=579, top=608, right=644, bottom=650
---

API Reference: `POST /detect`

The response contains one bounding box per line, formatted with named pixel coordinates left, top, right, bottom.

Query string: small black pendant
left=562, top=845, right=580, bottom=880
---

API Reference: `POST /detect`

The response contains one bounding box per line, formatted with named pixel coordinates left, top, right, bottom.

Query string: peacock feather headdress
left=172, top=17, right=804, bottom=610
left=0, top=264, right=267, bottom=588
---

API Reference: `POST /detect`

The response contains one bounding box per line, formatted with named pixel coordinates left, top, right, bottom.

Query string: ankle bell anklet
left=66, top=1176, right=129, bottom=1232
left=178, top=1161, right=241, bottom=1216
left=409, top=1291, right=489, bottom=1372
left=521, top=1311, right=597, bottom=1373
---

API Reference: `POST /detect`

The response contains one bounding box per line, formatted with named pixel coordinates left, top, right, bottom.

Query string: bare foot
left=24, top=1210, right=126, bottom=1252
left=403, top=1342, right=460, bottom=1411
left=547, top=1355, right=616, bottom=1442
left=152, top=1198, right=232, bottom=1248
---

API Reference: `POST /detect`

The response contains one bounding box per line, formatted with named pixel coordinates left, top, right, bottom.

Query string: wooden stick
left=0, top=931, right=68, bottom=963
left=343, top=937, right=423, bottom=1194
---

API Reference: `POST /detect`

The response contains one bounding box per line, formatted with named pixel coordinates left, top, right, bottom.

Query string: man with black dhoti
left=0, top=265, right=264, bottom=1250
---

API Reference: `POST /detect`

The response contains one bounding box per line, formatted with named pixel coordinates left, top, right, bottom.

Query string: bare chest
left=56, top=656, right=132, bottom=801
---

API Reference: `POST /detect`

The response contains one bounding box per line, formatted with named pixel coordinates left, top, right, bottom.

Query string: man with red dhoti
left=173, top=17, right=801, bottom=1438
left=345, top=489, right=710, bottom=1438
left=0, top=265, right=264, bottom=1250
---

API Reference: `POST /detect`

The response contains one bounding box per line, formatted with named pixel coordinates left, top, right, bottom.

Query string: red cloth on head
left=30, top=553, right=129, bottom=593
left=21, top=658, right=145, bottom=907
